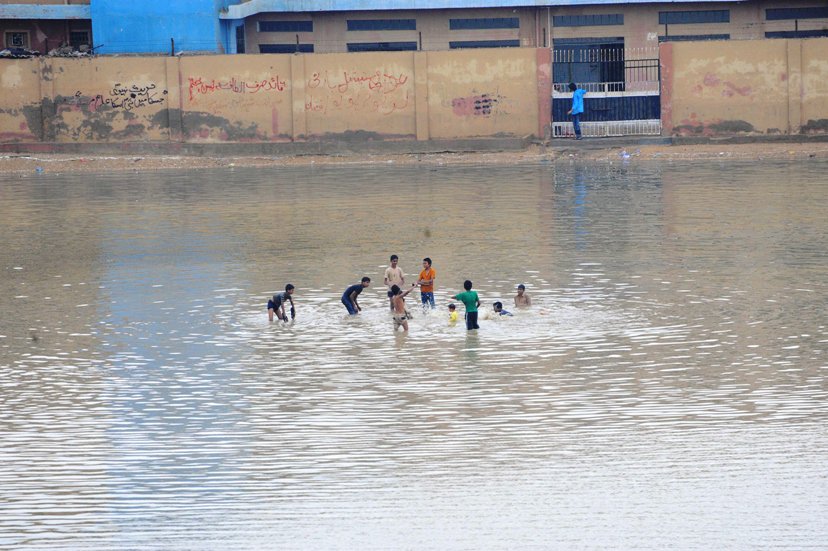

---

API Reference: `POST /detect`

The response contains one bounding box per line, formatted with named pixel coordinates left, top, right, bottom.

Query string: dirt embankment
left=2, top=142, right=827, bottom=174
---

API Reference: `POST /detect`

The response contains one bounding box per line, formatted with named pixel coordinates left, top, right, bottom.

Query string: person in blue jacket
left=567, top=82, right=586, bottom=140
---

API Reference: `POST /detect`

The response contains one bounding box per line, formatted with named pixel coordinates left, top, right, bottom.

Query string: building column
left=659, top=42, right=674, bottom=136
left=786, top=39, right=803, bottom=135
left=164, top=57, right=183, bottom=143
left=536, top=47, right=552, bottom=140
left=414, top=51, right=429, bottom=141
left=290, top=54, right=307, bottom=141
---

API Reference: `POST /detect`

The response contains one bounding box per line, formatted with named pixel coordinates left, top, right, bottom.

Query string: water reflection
left=1, top=159, right=826, bottom=548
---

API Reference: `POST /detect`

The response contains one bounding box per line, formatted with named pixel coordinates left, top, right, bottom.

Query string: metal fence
left=552, top=47, right=662, bottom=137
left=552, top=47, right=660, bottom=93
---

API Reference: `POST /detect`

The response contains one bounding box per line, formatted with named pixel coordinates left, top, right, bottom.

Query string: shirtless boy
left=384, top=255, right=405, bottom=310
left=390, top=283, right=417, bottom=331
left=514, top=284, right=532, bottom=308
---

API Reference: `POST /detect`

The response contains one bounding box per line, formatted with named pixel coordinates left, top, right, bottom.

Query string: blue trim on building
left=0, top=4, right=90, bottom=20
left=222, top=0, right=740, bottom=19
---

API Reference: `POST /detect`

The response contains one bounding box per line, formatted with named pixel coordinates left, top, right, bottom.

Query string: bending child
left=268, top=284, right=296, bottom=322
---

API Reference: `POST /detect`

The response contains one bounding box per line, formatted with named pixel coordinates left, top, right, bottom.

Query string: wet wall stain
left=26, top=94, right=164, bottom=141
left=674, top=119, right=755, bottom=136
left=802, top=119, right=828, bottom=134
left=159, top=109, right=296, bottom=141
left=710, top=120, right=754, bottom=133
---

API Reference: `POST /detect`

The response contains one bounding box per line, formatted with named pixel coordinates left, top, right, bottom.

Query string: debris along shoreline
left=2, top=142, right=828, bottom=175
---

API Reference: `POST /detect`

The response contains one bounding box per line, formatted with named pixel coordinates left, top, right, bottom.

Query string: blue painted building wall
left=91, top=0, right=236, bottom=55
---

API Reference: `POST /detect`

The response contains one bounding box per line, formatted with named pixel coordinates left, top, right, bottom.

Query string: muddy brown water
left=1, top=159, right=826, bottom=549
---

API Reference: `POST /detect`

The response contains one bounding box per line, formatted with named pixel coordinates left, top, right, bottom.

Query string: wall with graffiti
left=427, top=48, right=539, bottom=140
left=0, top=49, right=550, bottom=144
left=661, top=38, right=828, bottom=137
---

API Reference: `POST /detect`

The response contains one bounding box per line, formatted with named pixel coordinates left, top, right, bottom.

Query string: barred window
left=450, top=18, right=519, bottom=30
left=346, top=41, right=417, bottom=52
left=659, top=34, right=730, bottom=42
left=553, top=14, right=623, bottom=27
left=766, top=7, right=828, bottom=21
left=449, top=40, right=520, bottom=49
left=5, top=31, right=29, bottom=48
left=659, top=10, right=729, bottom=25
left=259, top=44, right=314, bottom=53
left=258, top=21, right=313, bottom=33
left=347, top=19, right=416, bottom=31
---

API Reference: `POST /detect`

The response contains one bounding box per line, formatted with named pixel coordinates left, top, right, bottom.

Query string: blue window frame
left=553, top=14, right=623, bottom=27
left=659, top=34, right=730, bottom=42
left=766, top=7, right=828, bottom=20
left=765, top=30, right=828, bottom=39
left=347, top=19, right=416, bottom=31
left=346, top=41, right=417, bottom=52
left=449, top=40, right=520, bottom=49
left=259, top=44, right=314, bottom=53
left=659, top=10, right=729, bottom=25
left=449, top=18, right=519, bottom=30
left=259, top=21, right=313, bottom=33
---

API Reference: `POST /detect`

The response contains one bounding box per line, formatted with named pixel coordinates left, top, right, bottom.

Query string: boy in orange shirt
left=417, top=257, right=436, bottom=309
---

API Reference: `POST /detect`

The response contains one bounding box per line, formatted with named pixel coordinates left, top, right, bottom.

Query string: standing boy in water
left=417, top=257, right=436, bottom=309
left=268, top=284, right=296, bottom=322
left=383, top=254, right=405, bottom=310
left=342, top=277, right=371, bottom=315
left=514, top=284, right=532, bottom=308
left=390, top=283, right=417, bottom=331
left=567, top=82, right=586, bottom=140
left=452, top=280, right=480, bottom=330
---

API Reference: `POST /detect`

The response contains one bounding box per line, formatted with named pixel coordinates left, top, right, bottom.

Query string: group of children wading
left=268, top=255, right=532, bottom=332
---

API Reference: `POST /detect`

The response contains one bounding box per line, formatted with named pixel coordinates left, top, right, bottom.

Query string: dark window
left=259, top=21, right=313, bottom=33
left=766, top=7, right=828, bottom=20
left=5, top=31, right=29, bottom=48
left=347, top=41, right=417, bottom=52
left=235, top=25, right=245, bottom=54
left=347, top=19, right=416, bottom=31
left=553, top=14, right=624, bottom=27
left=449, top=40, right=520, bottom=49
left=765, top=29, right=828, bottom=39
left=69, top=31, right=90, bottom=49
left=450, top=18, right=519, bottom=30
left=259, top=43, right=314, bottom=53
left=659, top=34, right=730, bottom=42
left=659, top=10, right=729, bottom=25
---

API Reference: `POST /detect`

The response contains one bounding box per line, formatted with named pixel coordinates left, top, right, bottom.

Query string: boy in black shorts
left=268, top=284, right=296, bottom=322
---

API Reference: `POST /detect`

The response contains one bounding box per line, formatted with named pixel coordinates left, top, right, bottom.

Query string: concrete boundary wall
left=0, top=49, right=552, bottom=146
left=661, top=38, right=828, bottom=137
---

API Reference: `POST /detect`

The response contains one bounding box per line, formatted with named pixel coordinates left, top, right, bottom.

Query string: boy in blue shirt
left=567, top=82, right=586, bottom=140
left=342, top=277, right=371, bottom=315
left=268, top=284, right=295, bottom=322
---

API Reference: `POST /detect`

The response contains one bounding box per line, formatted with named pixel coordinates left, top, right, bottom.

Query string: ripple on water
left=1, top=161, right=827, bottom=548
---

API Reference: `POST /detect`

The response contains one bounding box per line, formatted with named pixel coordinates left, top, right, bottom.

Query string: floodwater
left=1, top=158, right=826, bottom=550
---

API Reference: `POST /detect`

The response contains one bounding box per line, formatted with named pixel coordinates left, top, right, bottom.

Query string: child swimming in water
left=448, top=303, right=458, bottom=324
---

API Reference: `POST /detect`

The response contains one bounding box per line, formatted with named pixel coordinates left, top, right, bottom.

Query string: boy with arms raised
left=390, top=283, right=417, bottom=332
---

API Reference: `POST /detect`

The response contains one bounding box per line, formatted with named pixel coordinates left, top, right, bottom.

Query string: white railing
left=552, top=120, right=663, bottom=138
